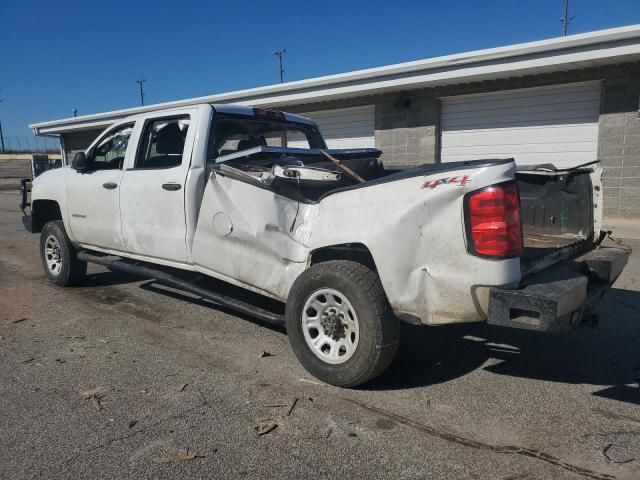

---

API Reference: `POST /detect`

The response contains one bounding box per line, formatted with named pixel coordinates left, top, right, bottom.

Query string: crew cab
left=27, top=103, right=629, bottom=387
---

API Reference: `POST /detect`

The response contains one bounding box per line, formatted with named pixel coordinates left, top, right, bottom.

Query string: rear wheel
left=39, top=220, right=87, bottom=286
left=286, top=260, right=399, bottom=387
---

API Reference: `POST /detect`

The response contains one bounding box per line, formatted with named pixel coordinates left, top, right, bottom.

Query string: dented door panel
left=192, top=172, right=315, bottom=300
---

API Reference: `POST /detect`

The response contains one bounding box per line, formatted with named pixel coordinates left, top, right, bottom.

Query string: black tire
left=39, top=220, right=87, bottom=286
left=286, top=260, right=399, bottom=387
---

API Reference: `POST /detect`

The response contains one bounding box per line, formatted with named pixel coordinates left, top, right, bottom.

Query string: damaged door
left=191, top=170, right=312, bottom=299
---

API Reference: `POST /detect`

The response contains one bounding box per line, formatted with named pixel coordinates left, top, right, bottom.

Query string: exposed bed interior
left=211, top=148, right=396, bottom=200
left=517, top=167, right=595, bottom=273
left=207, top=113, right=399, bottom=201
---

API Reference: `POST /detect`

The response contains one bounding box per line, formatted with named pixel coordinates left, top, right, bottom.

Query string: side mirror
left=72, top=152, right=89, bottom=172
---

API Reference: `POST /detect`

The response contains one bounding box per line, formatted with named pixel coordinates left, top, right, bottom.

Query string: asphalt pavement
left=1, top=189, right=639, bottom=480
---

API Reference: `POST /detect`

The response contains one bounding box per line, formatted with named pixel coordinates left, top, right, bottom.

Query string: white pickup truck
left=28, top=103, right=629, bottom=387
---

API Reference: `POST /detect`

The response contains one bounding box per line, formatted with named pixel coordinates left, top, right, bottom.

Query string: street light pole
left=561, top=0, right=574, bottom=36
left=0, top=120, right=5, bottom=153
left=272, top=49, right=286, bottom=83
left=0, top=91, right=5, bottom=153
left=135, top=79, right=146, bottom=106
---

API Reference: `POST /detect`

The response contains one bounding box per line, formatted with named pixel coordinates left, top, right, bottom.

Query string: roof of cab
left=32, top=104, right=316, bottom=135
left=212, top=104, right=315, bottom=126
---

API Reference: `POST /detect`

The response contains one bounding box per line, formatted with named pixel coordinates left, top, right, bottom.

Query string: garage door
left=295, top=105, right=375, bottom=149
left=440, top=82, right=601, bottom=167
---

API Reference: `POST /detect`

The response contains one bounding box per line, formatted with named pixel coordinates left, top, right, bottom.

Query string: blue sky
left=1, top=0, right=640, bottom=137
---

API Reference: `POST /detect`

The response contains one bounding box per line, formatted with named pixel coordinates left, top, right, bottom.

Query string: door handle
left=102, top=182, right=118, bottom=190
left=162, top=183, right=182, bottom=191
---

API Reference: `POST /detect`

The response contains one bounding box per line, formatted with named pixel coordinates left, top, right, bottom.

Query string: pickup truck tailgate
left=487, top=245, right=629, bottom=332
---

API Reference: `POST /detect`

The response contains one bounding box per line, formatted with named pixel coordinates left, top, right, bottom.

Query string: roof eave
left=30, top=24, right=640, bottom=135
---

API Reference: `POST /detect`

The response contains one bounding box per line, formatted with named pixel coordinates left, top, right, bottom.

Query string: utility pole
left=0, top=91, right=5, bottom=153
left=561, top=0, right=574, bottom=36
left=272, top=49, right=286, bottom=83
left=135, top=79, right=146, bottom=106
left=72, top=108, right=78, bottom=117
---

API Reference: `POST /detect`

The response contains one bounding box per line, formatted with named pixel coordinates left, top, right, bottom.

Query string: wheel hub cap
left=321, top=313, right=346, bottom=340
left=302, top=288, right=359, bottom=365
left=44, top=235, right=63, bottom=275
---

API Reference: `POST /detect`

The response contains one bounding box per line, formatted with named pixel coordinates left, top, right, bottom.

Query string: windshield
left=208, top=116, right=325, bottom=161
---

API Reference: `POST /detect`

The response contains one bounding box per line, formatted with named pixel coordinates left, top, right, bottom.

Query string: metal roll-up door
left=440, top=82, right=601, bottom=167
left=295, top=105, right=375, bottom=149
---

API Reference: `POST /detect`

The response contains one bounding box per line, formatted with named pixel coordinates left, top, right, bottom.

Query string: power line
left=272, top=49, right=286, bottom=83
left=135, top=79, right=146, bottom=106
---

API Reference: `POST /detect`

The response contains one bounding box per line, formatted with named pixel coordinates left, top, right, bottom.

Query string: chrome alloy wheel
left=301, top=288, right=360, bottom=364
left=44, top=235, right=63, bottom=275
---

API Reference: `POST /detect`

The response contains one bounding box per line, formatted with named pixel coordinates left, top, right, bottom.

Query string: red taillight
left=465, top=181, right=522, bottom=258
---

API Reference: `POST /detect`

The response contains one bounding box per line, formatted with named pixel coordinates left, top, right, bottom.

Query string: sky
left=1, top=0, right=640, bottom=137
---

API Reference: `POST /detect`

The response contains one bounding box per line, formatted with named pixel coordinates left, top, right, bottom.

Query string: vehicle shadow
left=82, top=270, right=143, bottom=288
left=366, top=287, right=640, bottom=403
left=89, top=265, right=639, bottom=402
left=365, top=322, right=492, bottom=390
left=83, top=265, right=287, bottom=330
left=140, top=279, right=286, bottom=332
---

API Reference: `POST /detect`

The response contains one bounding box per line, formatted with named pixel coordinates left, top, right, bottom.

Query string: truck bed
left=521, top=232, right=592, bottom=276
left=517, top=167, right=598, bottom=277
left=522, top=232, right=587, bottom=259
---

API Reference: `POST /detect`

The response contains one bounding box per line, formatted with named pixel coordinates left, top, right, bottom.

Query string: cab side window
left=90, top=124, right=133, bottom=170
left=135, top=116, right=190, bottom=169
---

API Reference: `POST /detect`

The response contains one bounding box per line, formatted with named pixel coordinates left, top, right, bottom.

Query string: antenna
left=135, top=79, right=146, bottom=106
left=272, top=49, right=287, bottom=83
left=560, top=0, right=575, bottom=36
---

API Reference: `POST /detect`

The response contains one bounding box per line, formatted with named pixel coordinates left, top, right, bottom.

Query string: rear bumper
left=487, top=246, right=629, bottom=332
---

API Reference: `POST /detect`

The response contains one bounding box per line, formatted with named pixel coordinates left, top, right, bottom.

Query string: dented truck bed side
left=191, top=157, right=521, bottom=325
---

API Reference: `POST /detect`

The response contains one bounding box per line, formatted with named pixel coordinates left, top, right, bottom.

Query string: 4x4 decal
left=421, top=175, right=471, bottom=189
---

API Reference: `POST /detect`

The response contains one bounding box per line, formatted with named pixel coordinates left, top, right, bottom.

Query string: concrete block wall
left=374, top=96, right=439, bottom=168
left=598, top=65, right=640, bottom=218
left=294, top=63, right=640, bottom=219
left=599, top=113, right=640, bottom=217
left=370, top=64, right=640, bottom=170
left=287, top=94, right=440, bottom=168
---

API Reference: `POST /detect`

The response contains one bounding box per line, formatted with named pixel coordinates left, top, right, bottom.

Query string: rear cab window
left=208, top=116, right=324, bottom=162
left=135, top=116, right=191, bottom=169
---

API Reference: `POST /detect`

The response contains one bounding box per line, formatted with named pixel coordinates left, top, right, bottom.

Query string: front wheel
left=39, top=220, right=87, bottom=286
left=286, top=260, right=399, bottom=387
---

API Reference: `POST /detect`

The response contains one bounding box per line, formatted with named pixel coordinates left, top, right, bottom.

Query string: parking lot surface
left=1, top=189, right=639, bottom=479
